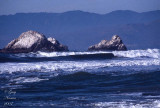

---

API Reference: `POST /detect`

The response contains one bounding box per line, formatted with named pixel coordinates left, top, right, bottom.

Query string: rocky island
left=0, top=30, right=68, bottom=53
left=88, top=35, right=127, bottom=51
left=0, top=31, right=127, bottom=53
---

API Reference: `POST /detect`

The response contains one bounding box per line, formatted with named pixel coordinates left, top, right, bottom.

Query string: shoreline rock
left=88, top=35, right=127, bottom=51
left=0, top=30, right=68, bottom=53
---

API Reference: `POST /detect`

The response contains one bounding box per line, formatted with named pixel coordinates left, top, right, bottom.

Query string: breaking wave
left=0, top=49, right=159, bottom=75
left=113, top=48, right=160, bottom=58
left=1, top=49, right=160, bottom=108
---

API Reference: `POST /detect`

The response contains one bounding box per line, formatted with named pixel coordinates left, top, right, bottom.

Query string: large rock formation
left=88, top=35, right=127, bottom=51
left=0, top=30, right=68, bottom=53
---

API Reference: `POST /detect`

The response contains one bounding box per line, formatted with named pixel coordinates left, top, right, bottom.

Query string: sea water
left=0, top=49, right=160, bottom=108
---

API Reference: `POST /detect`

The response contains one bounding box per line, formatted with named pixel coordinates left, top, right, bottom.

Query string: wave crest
left=113, top=49, right=160, bottom=58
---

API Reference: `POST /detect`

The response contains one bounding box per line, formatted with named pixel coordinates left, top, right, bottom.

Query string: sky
left=0, top=0, right=160, bottom=15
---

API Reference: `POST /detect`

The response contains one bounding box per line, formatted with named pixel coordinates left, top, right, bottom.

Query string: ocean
left=0, top=49, right=160, bottom=108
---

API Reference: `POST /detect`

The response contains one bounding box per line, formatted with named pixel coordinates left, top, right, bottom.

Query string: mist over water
left=0, top=49, right=160, bottom=108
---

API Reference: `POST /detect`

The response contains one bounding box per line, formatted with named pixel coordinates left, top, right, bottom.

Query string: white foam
left=113, top=49, right=160, bottom=59
left=154, top=100, right=160, bottom=108
left=11, top=49, right=160, bottom=59
left=37, top=51, right=111, bottom=57
left=11, top=77, right=48, bottom=83
left=0, top=49, right=160, bottom=76
left=92, top=100, right=160, bottom=108
left=0, top=58, right=160, bottom=74
left=0, top=61, right=106, bottom=74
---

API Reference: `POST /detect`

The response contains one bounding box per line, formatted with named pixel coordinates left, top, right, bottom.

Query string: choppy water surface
left=0, top=49, right=160, bottom=108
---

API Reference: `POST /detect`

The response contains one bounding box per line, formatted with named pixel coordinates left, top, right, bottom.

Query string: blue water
left=0, top=49, right=160, bottom=108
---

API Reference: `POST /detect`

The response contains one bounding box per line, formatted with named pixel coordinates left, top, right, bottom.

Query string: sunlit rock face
left=1, top=30, right=68, bottom=53
left=88, top=35, right=127, bottom=51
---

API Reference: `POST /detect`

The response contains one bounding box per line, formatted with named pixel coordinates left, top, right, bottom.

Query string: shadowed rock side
left=0, top=30, right=68, bottom=53
left=88, top=35, right=127, bottom=51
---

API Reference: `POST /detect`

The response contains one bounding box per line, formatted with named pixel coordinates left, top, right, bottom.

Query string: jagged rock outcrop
left=0, top=30, right=68, bottom=53
left=47, top=37, right=68, bottom=51
left=88, top=35, right=127, bottom=51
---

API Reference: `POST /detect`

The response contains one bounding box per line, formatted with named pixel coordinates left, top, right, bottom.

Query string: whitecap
left=113, top=49, right=160, bottom=59
left=11, top=77, right=48, bottom=83
left=91, top=100, right=160, bottom=108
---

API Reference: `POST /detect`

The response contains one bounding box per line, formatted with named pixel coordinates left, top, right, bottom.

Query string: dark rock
left=88, top=35, right=127, bottom=51
left=0, top=30, right=68, bottom=53
left=47, top=37, right=68, bottom=52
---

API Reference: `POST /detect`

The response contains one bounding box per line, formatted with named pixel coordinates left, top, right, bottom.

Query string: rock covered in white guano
left=47, top=37, right=60, bottom=45
left=1, top=30, right=68, bottom=53
left=88, top=35, right=127, bottom=51
left=47, top=37, right=68, bottom=51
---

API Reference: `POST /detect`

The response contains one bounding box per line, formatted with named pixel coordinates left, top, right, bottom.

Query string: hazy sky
left=0, top=0, right=160, bottom=15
